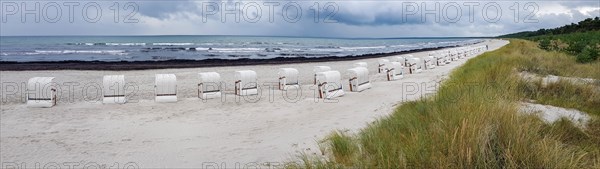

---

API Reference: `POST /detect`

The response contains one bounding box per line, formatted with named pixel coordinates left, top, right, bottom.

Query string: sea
left=0, top=36, right=484, bottom=62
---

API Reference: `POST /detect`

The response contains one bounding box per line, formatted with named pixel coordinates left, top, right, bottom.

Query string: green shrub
left=539, top=39, right=551, bottom=51
left=576, top=46, right=599, bottom=63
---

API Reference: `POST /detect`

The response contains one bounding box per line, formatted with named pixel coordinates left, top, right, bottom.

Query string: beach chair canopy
left=27, top=77, right=56, bottom=108
left=428, top=56, right=436, bottom=61
left=313, top=66, right=331, bottom=73
left=378, top=59, right=390, bottom=65
left=316, top=71, right=342, bottom=88
left=235, top=70, right=258, bottom=88
left=393, top=56, right=405, bottom=63
left=277, top=68, right=300, bottom=83
left=28, top=77, right=55, bottom=97
left=199, top=72, right=221, bottom=84
left=278, top=68, right=299, bottom=84
left=103, top=75, right=125, bottom=97
left=428, top=52, right=436, bottom=57
left=408, top=57, right=421, bottom=66
left=353, top=62, right=368, bottom=68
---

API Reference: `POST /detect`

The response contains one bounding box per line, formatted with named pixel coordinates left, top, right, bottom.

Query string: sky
left=0, top=0, right=598, bottom=37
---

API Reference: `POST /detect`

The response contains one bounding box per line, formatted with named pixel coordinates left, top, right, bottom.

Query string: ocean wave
left=68, top=42, right=147, bottom=46
left=339, top=46, right=386, bottom=50
left=152, top=43, right=195, bottom=46
left=105, top=43, right=147, bottom=46
left=314, top=45, right=340, bottom=49
left=210, top=48, right=264, bottom=53
left=26, top=50, right=128, bottom=55
left=309, top=48, right=345, bottom=52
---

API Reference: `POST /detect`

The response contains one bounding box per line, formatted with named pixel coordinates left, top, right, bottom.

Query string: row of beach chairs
left=25, top=45, right=487, bottom=108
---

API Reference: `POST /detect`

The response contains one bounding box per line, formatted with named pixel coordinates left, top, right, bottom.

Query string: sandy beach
left=0, top=39, right=508, bottom=168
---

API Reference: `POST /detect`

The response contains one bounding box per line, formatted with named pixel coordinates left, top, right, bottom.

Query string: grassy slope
left=292, top=39, right=600, bottom=168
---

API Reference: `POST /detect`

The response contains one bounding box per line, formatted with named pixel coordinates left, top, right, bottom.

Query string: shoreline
left=0, top=44, right=470, bottom=71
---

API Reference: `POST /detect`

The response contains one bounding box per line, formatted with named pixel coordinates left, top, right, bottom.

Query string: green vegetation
left=500, top=17, right=600, bottom=38
left=289, top=39, right=600, bottom=168
left=500, top=17, right=600, bottom=63
left=528, top=31, right=600, bottom=63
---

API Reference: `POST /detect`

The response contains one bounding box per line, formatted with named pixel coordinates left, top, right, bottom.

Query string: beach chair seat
left=235, top=70, right=258, bottom=96
left=103, top=75, right=127, bottom=104
left=278, top=68, right=300, bottom=91
left=27, top=77, right=56, bottom=108
left=385, top=62, right=404, bottom=81
left=347, top=67, right=372, bottom=92
left=155, top=74, right=177, bottom=103
left=313, top=66, right=331, bottom=84
left=401, top=54, right=413, bottom=66
left=198, top=72, right=222, bottom=99
left=315, top=71, right=345, bottom=99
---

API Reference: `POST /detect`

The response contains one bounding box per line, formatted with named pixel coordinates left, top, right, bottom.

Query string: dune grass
left=290, top=39, right=600, bottom=168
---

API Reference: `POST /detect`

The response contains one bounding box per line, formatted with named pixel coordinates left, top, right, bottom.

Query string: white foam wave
left=29, top=50, right=128, bottom=55
left=210, top=48, right=264, bottom=53
left=152, top=43, right=195, bottom=46
left=105, top=43, right=146, bottom=46
left=339, top=46, right=386, bottom=50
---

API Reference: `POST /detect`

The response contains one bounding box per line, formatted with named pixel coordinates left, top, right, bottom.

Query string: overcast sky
left=1, top=0, right=598, bottom=37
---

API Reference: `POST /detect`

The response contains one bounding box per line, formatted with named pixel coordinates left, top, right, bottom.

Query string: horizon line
left=0, top=34, right=497, bottom=39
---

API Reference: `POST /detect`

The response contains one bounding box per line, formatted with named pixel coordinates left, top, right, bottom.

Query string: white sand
left=519, top=71, right=599, bottom=87
left=520, top=102, right=590, bottom=127
left=0, top=40, right=508, bottom=168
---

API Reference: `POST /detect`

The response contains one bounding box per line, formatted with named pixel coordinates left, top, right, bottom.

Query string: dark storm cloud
left=0, top=0, right=598, bottom=37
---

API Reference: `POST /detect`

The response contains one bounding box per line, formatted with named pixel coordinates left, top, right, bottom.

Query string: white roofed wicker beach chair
left=27, top=77, right=56, bottom=108
left=155, top=74, right=177, bottom=103
left=198, top=72, right=222, bottom=99
left=278, top=68, right=300, bottom=91
left=235, top=70, right=258, bottom=96
left=407, top=57, right=423, bottom=74
left=385, top=62, right=404, bottom=81
left=103, top=75, right=127, bottom=104
left=315, top=70, right=345, bottom=99
left=378, top=59, right=390, bottom=73
left=347, top=67, right=372, bottom=92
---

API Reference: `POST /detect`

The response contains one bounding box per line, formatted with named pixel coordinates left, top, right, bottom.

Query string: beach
left=0, top=39, right=508, bottom=168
